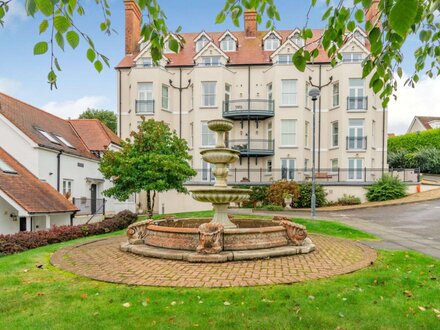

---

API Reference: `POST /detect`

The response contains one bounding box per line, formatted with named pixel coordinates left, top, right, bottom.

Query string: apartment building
left=117, top=1, right=388, bottom=212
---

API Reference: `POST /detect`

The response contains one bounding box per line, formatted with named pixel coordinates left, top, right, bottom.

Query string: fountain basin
left=191, top=188, right=250, bottom=203
left=200, top=148, right=240, bottom=164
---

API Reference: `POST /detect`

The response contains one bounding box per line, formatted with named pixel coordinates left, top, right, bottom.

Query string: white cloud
left=0, top=77, right=22, bottom=95
left=3, top=0, right=28, bottom=27
left=41, top=96, right=111, bottom=119
left=388, top=74, right=440, bottom=135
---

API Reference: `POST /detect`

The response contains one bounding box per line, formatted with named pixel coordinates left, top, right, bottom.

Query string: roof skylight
left=0, top=159, right=17, bottom=174
left=38, top=129, right=60, bottom=144
left=55, top=135, right=75, bottom=149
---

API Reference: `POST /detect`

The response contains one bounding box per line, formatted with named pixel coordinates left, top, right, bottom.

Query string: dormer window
left=277, top=54, right=292, bottom=64
left=196, top=36, right=209, bottom=52
left=220, top=35, right=236, bottom=52
left=37, top=129, right=60, bottom=144
left=429, top=120, right=440, bottom=129
left=264, top=34, right=280, bottom=51
left=201, top=56, right=221, bottom=66
left=354, top=31, right=365, bottom=44
left=140, top=57, right=153, bottom=67
left=342, top=52, right=363, bottom=63
left=291, top=32, right=304, bottom=47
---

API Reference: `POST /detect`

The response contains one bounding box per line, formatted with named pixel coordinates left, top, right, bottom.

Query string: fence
left=72, top=198, right=106, bottom=215
left=187, top=168, right=420, bottom=185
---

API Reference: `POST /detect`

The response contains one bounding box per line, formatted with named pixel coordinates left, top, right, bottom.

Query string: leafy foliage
left=365, top=174, right=407, bottom=202
left=261, top=204, right=284, bottom=211
left=247, top=186, right=269, bottom=207
left=388, top=128, right=440, bottom=153
left=337, top=194, right=361, bottom=206
left=78, top=108, right=117, bottom=133
left=0, top=210, right=136, bottom=256
left=99, top=119, right=196, bottom=217
left=295, top=182, right=327, bottom=208
left=267, top=180, right=300, bottom=207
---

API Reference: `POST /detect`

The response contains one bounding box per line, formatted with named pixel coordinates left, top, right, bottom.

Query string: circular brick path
left=51, top=234, right=376, bottom=288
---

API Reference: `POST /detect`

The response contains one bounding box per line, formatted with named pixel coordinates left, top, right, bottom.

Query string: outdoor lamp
left=308, top=87, right=321, bottom=219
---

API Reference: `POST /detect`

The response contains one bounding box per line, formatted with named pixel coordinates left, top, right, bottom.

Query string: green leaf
left=66, top=30, right=79, bottom=49
left=33, top=41, right=48, bottom=55
left=39, top=19, right=49, bottom=34
left=168, top=38, right=179, bottom=53
left=397, top=67, right=403, bottom=78
left=94, top=60, right=103, bottom=73
left=87, top=48, right=96, bottom=62
left=215, top=11, right=226, bottom=24
left=54, top=15, right=70, bottom=34
left=354, top=9, right=364, bottom=23
left=55, top=31, right=64, bottom=51
left=389, top=0, right=418, bottom=37
left=35, top=0, right=53, bottom=16
left=292, top=51, right=307, bottom=72
left=347, top=21, right=356, bottom=32
left=372, top=78, right=383, bottom=93
left=25, top=0, right=37, bottom=16
left=54, top=57, right=62, bottom=71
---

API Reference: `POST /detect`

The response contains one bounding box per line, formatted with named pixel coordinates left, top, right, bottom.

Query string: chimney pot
left=124, top=0, right=142, bottom=55
left=244, top=10, right=257, bottom=38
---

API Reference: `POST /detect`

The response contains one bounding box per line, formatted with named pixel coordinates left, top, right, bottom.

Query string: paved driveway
left=235, top=199, right=440, bottom=259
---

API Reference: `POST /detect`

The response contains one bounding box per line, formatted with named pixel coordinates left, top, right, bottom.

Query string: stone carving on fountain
left=120, top=119, right=316, bottom=263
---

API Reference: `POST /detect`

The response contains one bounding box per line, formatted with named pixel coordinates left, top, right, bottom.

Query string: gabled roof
left=414, top=116, right=440, bottom=130
left=0, top=92, right=97, bottom=160
left=270, top=39, right=300, bottom=59
left=219, top=30, right=238, bottom=42
left=193, top=41, right=230, bottom=61
left=0, top=148, right=78, bottom=214
left=69, top=119, right=121, bottom=151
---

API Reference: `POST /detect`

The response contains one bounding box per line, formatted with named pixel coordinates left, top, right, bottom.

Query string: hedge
left=0, top=210, right=137, bottom=256
left=388, top=128, right=440, bottom=153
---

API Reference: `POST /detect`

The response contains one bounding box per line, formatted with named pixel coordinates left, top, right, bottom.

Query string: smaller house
left=407, top=116, right=440, bottom=133
left=0, top=148, right=78, bottom=234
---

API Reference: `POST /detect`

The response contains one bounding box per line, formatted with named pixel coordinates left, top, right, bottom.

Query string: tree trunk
left=146, top=190, right=153, bottom=218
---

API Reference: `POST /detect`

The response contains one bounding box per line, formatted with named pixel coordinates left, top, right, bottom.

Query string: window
left=305, top=83, right=310, bottom=108
left=331, top=121, right=339, bottom=147
left=220, top=35, right=236, bottom=51
left=224, top=83, right=231, bottom=112
left=291, top=32, right=304, bottom=47
left=281, top=79, right=297, bottom=105
left=304, top=159, right=309, bottom=171
left=348, top=158, right=363, bottom=181
left=342, top=52, right=363, bottom=63
left=62, top=179, right=73, bottom=195
left=281, top=159, right=295, bottom=180
left=201, top=81, right=216, bottom=107
left=304, top=121, right=310, bottom=148
left=0, top=159, right=17, bottom=174
left=266, top=160, right=272, bottom=173
left=201, top=56, right=221, bottom=66
left=264, top=34, right=280, bottom=50
left=54, top=135, right=75, bottom=148
left=277, top=54, right=292, bottom=64
left=354, top=30, right=365, bottom=44
left=372, top=120, right=376, bottom=147
left=140, top=57, right=153, bottom=67
left=331, top=159, right=338, bottom=172
left=348, top=78, right=366, bottom=110
left=267, top=122, right=273, bottom=149
left=201, top=121, right=215, bottom=147
left=281, top=119, right=297, bottom=146
left=429, top=121, right=440, bottom=129
left=201, top=160, right=214, bottom=182
left=348, top=119, right=365, bottom=150
left=137, top=82, right=154, bottom=114
left=38, top=129, right=60, bottom=144
left=267, top=83, right=273, bottom=111
left=196, top=36, right=209, bottom=52
left=332, top=82, right=339, bottom=107
left=161, top=85, right=169, bottom=110
left=189, top=123, right=194, bottom=148
left=190, top=85, right=194, bottom=109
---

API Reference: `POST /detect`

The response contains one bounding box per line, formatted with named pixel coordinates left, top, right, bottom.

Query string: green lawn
left=0, top=212, right=438, bottom=329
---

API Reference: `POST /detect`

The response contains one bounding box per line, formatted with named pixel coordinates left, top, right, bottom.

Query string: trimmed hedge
left=388, top=128, right=440, bottom=153
left=0, top=210, right=137, bottom=256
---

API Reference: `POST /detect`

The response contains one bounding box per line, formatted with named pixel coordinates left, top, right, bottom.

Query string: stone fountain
left=121, top=119, right=315, bottom=262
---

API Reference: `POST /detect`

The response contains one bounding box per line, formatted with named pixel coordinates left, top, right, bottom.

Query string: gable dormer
left=133, top=43, right=169, bottom=68
left=193, top=42, right=229, bottom=66
left=288, top=29, right=305, bottom=48
left=270, top=39, right=299, bottom=64
left=352, top=27, right=367, bottom=45
left=339, top=31, right=369, bottom=63
left=194, top=31, right=212, bottom=53
left=263, top=31, right=282, bottom=51
left=219, top=30, right=238, bottom=52
left=163, top=33, right=183, bottom=54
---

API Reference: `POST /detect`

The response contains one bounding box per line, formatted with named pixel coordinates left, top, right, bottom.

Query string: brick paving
left=51, top=234, right=377, bottom=288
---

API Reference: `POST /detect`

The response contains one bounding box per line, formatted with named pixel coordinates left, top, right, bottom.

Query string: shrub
left=248, top=186, right=269, bottom=206
left=388, top=147, right=440, bottom=174
left=337, top=194, right=361, bottom=206
left=262, top=205, right=285, bottom=211
left=267, top=180, right=300, bottom=207
left=0, top=210, right=137, bottom=256
left=388, top=128, right=440, bottom=153
left=295, top=182, right=327, bottom=208
left=366, top=174, right=407, bottom=202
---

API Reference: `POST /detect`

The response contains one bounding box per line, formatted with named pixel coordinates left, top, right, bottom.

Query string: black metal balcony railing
left=135, top=100, right=155, bottom=114
left=227, top=139, right=275, bottom=156
left=347, top=96, right=368, bottom=110
left=72, top=198, right=106, bottom=215
left=346, top=136, right=367, bottom=150
left=223, top=99, right=275, bottom=120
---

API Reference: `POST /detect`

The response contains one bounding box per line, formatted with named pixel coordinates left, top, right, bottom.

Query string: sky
left=0, top=0, right=438, bottom=134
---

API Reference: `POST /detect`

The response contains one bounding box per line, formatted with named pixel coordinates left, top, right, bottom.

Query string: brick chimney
left=124, top=0, right=142, bottom=55
left=365, top=0, right=381, bottom=28
left=244, top=10, right=257, bottom=38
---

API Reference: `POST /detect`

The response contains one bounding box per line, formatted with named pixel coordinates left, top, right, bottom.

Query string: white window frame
left=348, top=119, right=365, bottom=150
left=140, top=57, right=153, bottom=67
left=201, top=121, right=215, bottom=147
left=348, top=79, right=366, bottom=110
left=201, top=56, right=221, bottom=66
left=281, top=79, right=297, bottom=106
left=266, top=160, right=273, bottom=174
left=54, top=135, right=75, bottom=149
left=277, top=54, right=292, bottom=64
left=331, top=159, right=339, bottom=173
left=354, top=31, right=365, bottom=44
left=291, top=32, right=304, bottom=47
left=304, top=121, right=310, bottom=148
left=281, top=159, right=295, bottom=180
left=305, top=83, right=310, bottom=108
left=281, top=119, right=297, bottom=147
left=304, top=159, right=309, bottom=171
left=38, top=129, right=60, bottom=144
left=332, top=82, right=339, bottom=107
left=343, top=52, right=363, bottom=63
left=372, top=120, right=376, bottom=148
left=62, top=179, right=73, bottom=195
left=220, top=35, right=236, bottom=51
left=201, top=160, right=214, bottom=182
left=201, top=81, right=217, bottom=107
left=196, top=36, right=209, bottom=52
left=189, top=122, right=194, bottom=148
left=264, top=34, right=280, bottom=51
left=267, top=122, right=273, bottom=150
left=348, top=158, right=363, bottom=181
left=161, top=84, right=169, bottom=110
left=331, top=121, right=339, bottom=148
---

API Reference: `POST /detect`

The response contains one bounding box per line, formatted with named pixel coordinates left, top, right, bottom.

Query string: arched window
left=291, top=32, right=304, bottom=47
left=264, top=34, right=280, bottom=51
left=220, top=35, right=236, bottom=51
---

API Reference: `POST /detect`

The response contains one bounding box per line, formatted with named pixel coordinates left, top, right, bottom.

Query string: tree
left=0, top=0, right=439, bottom=104
left=79, top=108, right=117, bottom=133
left=99, top=118, right=196, bottom=218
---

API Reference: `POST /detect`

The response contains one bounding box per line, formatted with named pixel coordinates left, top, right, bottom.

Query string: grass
left=0, top=211, right=438, bottom=329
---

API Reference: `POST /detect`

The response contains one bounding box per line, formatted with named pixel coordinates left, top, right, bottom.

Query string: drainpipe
left=57, top=150, right=63, bottom=192
left=179, top=68, right=183, bottom=138
left=318, top=64, right=322, bottom=172
left=247, top=65, right=251, bottom=179
left=118, top=69, right=122, bottom=138
left=382, top=106, right=386, bottom=173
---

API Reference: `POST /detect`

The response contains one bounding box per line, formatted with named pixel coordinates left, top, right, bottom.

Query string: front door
left=90, top=184, right=97, bottom=214
left=281, top=159, right=295, bottom=180
left=19, top=217, right=27, bottom=231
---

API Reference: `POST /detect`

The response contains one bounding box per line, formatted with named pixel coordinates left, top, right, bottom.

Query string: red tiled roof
left=416, top=116, right=440, bottom=130
left=116, top=29, right=332, bottom=68
left=69, top=119, right=122, bottom=151
left=0, top=92, right=97, bottom=160
left=0, top=148, right=78, bottom=214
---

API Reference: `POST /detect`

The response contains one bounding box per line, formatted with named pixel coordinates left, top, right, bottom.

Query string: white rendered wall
left=0, top=197, right=20, bottom=234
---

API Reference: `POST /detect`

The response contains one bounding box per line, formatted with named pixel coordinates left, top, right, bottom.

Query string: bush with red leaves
left=0, top=210, right=137, bottom=256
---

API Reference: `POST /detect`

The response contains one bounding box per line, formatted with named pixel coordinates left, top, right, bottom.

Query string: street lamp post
left=308, top=87, right=321, bottom=219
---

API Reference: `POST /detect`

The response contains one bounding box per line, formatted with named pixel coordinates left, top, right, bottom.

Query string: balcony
left=223, top=99, right=274, bottom=120
left=346, top=136, right=367, bottom=150
left=347, top=96, right=368, bottom=111
left=227, top=139, right=275, bottom=157
left=135, top=100, right=155, bottom=115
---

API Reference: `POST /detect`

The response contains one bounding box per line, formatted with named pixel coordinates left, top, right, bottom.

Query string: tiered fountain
left=121, top=119, right=315, bottom=262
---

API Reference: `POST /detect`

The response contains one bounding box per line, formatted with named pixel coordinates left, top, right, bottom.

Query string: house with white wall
left=0, top=92, right=135, bottom=230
